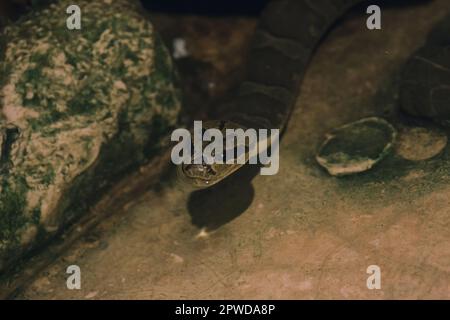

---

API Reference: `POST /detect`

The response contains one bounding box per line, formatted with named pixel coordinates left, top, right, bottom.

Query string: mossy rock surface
left=316, top=117, right=397, bottom=177
left=0, top=0, right=181, bottom=271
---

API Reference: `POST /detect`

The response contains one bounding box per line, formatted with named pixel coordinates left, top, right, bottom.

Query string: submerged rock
left=395, top=126, right=447, bottom=161
left=316, top=117, right=397, bottom=177
left=0, top=0, right=181, bottom=271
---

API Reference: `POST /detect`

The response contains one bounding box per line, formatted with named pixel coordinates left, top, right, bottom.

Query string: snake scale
left=179, top=0, right=450, bottom=188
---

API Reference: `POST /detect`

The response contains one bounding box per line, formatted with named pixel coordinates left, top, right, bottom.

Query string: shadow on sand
left=187, top=165, right=260, bottom=231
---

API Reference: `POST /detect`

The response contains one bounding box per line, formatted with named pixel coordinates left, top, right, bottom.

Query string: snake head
left=177, top=120, right=249, bottom=189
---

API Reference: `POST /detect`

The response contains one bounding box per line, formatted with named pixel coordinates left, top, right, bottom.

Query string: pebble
left=316, top=117, right=397, bottom=176
left=395, top=126, right=447, bottom=161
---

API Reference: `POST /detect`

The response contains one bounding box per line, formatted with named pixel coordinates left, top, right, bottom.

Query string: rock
left=0, top=0, right=181, bottom=272
left=395, top=126, right=447, bottom=161
left=316, top=117, right=397, bottom=176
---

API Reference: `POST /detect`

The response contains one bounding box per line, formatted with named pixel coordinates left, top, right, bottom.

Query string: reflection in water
left=187, top=165, right=260, bottom=231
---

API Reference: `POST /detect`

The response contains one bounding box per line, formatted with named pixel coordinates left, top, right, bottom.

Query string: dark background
left=141, top=0, right=268, bottom=15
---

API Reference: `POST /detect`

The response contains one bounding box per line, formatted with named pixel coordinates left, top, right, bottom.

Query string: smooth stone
left=316, top=117, right=397, bottom=176
left=395, top=126, right=447, bottom=161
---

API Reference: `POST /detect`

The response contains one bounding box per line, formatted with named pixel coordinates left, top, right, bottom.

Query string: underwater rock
left=316, top=117, right=397, bottom=177
left=395, top=126, right=447, bottom=161
left=0, top=0, right=181, bottom=271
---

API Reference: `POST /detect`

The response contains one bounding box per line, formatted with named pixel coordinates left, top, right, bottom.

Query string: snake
left=178, top=0, right=450, bottom=189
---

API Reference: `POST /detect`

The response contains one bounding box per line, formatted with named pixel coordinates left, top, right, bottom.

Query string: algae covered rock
left=316, top=117, right=397, bottom=176
left=0, top=0, right=181, bottom=270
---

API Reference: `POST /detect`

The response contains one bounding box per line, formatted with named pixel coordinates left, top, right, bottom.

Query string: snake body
left=179, top=0, right=365, bottom=187
left=218, top=0, right=363, bottom=130
left=179, top=0, right=450, bottom=188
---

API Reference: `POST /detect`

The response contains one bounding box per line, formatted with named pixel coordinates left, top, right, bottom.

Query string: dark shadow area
left=187, top=165, right=261, bottom=230
left=141, top=0, right=432, bottom=16
left=140, top=0, right=268, bottom=16
left=378, top=0, right=433, bottom=8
